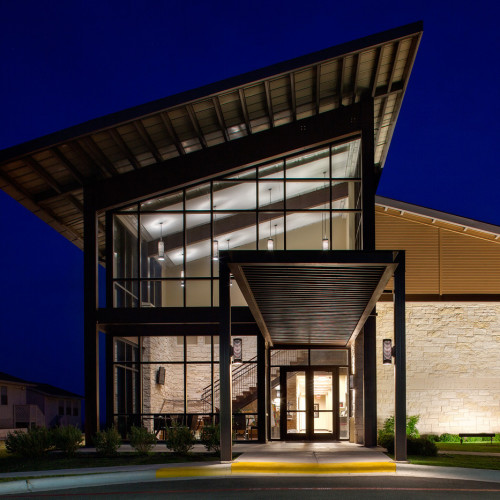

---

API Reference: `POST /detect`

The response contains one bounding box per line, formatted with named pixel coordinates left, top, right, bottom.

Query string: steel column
left=219, top=256, right=232, bottom=461
left=105, top=333, right=114, bottom=428
left=257, top=334, right=268, bottom=442
left=363, top=313, right=377, bottom=446
left=394, top=251, right=406, bottom=461
left=83, top=188, right=99, bottom=443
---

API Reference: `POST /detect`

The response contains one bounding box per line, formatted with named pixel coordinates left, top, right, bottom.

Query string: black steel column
left=394, top=251, right=407, bottom=461
left=363, top=313, right=377, bottom=446
left=257, top=334, right=268, bottom=442
left=219, top=255, right=232, bottom=462
left=84, top=188, right=99, bottom=443
left=360, top=97, right=375, bottom=251
left=105, top=334, right=114, bottom=428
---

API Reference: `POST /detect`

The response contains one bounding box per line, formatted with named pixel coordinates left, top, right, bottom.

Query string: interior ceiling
left=0, top=23, right=422, bottom=259
left=234, top=263, right=391, bottom=346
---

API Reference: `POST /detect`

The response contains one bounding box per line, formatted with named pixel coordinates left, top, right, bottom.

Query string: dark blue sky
left=0, top=1, right=498, bottom=397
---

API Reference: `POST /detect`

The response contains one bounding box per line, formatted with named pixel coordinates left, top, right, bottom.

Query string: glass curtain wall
left=113, top=335, right=259, bottom=440
left=110, top=139, right=362, bottom=308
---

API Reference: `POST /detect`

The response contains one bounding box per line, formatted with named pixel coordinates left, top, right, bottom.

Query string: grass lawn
left=0, top=449, right=233, bottom=475
left=409, top=453, right=500, bottom=470
left=436, top=442, right=500, bottom=453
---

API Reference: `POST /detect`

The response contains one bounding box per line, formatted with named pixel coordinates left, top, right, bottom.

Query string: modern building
left=1, top=21, right=499, bottom=461
left=0, top=372, right=82, bottom=436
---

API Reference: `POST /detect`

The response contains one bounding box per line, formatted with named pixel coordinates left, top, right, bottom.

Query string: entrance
left=280, top=366, right=344, bottom=441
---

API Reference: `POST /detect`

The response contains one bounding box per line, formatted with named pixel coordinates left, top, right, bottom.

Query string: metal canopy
left=0, top=23, right=422, bottom=256
left=225, top=250, right=399, bottom=347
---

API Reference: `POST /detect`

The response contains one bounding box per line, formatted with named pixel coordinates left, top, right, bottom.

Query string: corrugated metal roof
left=0, top=23, right=423, bottom=258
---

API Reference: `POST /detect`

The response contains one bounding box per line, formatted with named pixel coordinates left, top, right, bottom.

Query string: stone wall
left=377, top=302, right=500, bottom=435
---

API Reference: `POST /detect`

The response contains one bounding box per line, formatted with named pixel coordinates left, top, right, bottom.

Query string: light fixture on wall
left=158, top=222, right=165, bottom=261
left=233, top=338, right=243, bottom=365
left=267, top=189, right=274, bottom=250
left=322, top=171, right=329, bottom=250
left=383, top=339, right=393, bottom=365
left=213, top=205, right=219, bottom=260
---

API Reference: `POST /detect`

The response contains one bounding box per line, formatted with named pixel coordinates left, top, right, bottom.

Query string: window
left=0, top=386, right=7, bottom=405
left=73, top=404, right=79, bottom=417
left=58, top=400, right=64, bottom=416
left=66, top=401, right=71, bottom=415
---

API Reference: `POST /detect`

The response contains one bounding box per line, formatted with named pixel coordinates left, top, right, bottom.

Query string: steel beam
left=219, top=255, right=233, bottom=462
left=83, top=188, right=100, bottom=443
left=394, top=251, right=406, bottom=461
left=363, top=314, right=377, bottom=446
left=257, top=334, right=268, bottom=442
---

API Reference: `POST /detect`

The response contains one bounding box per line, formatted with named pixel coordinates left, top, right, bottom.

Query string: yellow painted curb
left=156, top=466, right=230, bottom=478
left=231, top=461, right=396, bottom=474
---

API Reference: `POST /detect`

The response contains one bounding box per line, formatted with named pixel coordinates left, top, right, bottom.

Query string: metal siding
left=441, top=230, right=500, bottom=294
left=376, top=211, right=440, bottom=294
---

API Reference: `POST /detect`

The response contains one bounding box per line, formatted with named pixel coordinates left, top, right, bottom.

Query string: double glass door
left=280, top=367, right=342, bottom=440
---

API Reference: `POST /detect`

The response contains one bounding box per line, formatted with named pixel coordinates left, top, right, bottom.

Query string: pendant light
left=158, top=222, right=165, bottom=261
left=181, top=270, right=185, bottom=287
left=322, top=171, right=329, bottom=250
left=267, top=188, right=274, bottom=250
left=213, top=205, right=219, bottom=261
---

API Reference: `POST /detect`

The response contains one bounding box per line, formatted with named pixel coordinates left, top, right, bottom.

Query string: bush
left=94, top=427, right=122, bottom=456
left=378, top=415, right=420, bottom=443
left=52, top=425, right=83, bottom=456
left=439, top=433, right=460, bottom=443
left=128, top=426, right=157, bottom=455
left=5, top=427, right=52, bottom=458
left=421, top=434, right=439, bottom=443
left=165, top=422, right=195, bottom=455
left=200, top=424, right=220, bottom=454
left=377, top=433, right=437, bottom=456
left=407, top=436, right=437, bottom=456
left=378, top=432, right=394, bottom=454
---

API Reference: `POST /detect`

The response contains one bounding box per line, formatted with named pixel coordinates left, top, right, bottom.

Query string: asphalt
left=1, top=442, right=500, bottom=496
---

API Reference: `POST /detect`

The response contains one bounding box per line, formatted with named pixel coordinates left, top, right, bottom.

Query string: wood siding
left=376, top=207, right=500, bottom=295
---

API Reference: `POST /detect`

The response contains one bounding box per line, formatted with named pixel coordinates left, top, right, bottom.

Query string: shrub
left=378, top=415, right=420, bottom=443
left=94, top=427, right=122, bottom=456
left=421, top=434, right=439, bottom=443
left=407, top=436, right=437, bottom=456
left=5, top=427, right=52, bottom=458
left=200, top=424, right=220, bottom=454
left=377, top=433, right=437, bottom=456
left=378, top=432, right=394, bottom=454
left=52, top=425, right=83, bottom=456
left=439, top=433, right=460, bottom=443
left=128, top=426, right=157, bottom=455
left=165, top=422, right=195, bottom=455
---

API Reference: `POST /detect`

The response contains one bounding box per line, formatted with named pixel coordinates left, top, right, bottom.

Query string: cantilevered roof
left=0, top=22, right=422, bottom=257
left=228, top=250, right=399, bottom=346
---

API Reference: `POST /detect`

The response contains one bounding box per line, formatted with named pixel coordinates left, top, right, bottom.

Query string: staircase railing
left=200, top=349, right=308, bottom=413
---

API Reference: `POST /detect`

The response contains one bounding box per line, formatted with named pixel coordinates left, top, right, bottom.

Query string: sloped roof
left=30, top=383, right=83, bottom=400
left=0, top=22, right=423, bottom=258
left=0, top=371, right=34, bottom=385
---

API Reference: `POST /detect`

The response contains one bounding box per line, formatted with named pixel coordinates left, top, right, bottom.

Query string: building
left=0, top=372, right=82, bottom=437
left=1, top=21, right=499, bottom=461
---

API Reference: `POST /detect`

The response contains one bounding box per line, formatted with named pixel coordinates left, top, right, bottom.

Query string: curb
left=229, top=461, right=396, bottom=474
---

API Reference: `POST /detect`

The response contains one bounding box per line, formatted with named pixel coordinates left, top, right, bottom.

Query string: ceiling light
left=158, top=222, right=165, bottom=261
left=213, top=239, right=219, bottom=261
left=322, top=238, right=329, bottom=250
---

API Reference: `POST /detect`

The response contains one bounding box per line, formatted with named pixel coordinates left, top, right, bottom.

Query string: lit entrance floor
left=230, top=441, right=395, bottom=474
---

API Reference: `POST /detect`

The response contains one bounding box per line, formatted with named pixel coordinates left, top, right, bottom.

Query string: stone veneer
left=377, top=302, right=500, bottom=435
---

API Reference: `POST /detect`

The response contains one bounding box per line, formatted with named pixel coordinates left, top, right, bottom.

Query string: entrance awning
left=225, top=250, right=400, bottom=347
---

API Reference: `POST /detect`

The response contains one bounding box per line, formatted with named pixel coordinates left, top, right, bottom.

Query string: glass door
left=280, top=367, right=338, bottom=440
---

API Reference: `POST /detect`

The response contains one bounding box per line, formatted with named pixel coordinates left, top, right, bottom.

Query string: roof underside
left=0, top=22, right=422, bottom=258
left=229, top=251, right=398, bottom=346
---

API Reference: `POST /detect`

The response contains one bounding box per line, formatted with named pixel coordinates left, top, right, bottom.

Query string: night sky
left=0, top=1, right=498, bottom=408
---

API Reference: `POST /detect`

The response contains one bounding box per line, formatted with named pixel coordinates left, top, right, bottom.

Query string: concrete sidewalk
left=2, top=442, right=500, bottom=496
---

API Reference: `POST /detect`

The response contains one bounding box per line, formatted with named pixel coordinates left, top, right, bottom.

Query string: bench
left=459, top=433, right=495, bottom=444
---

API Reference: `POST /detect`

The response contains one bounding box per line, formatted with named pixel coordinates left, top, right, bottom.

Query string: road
left=4, top=476, right=500, bottom=499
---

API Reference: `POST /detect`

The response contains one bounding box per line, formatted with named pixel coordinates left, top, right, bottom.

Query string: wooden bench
left=459, top=433, right=495, bottom=444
